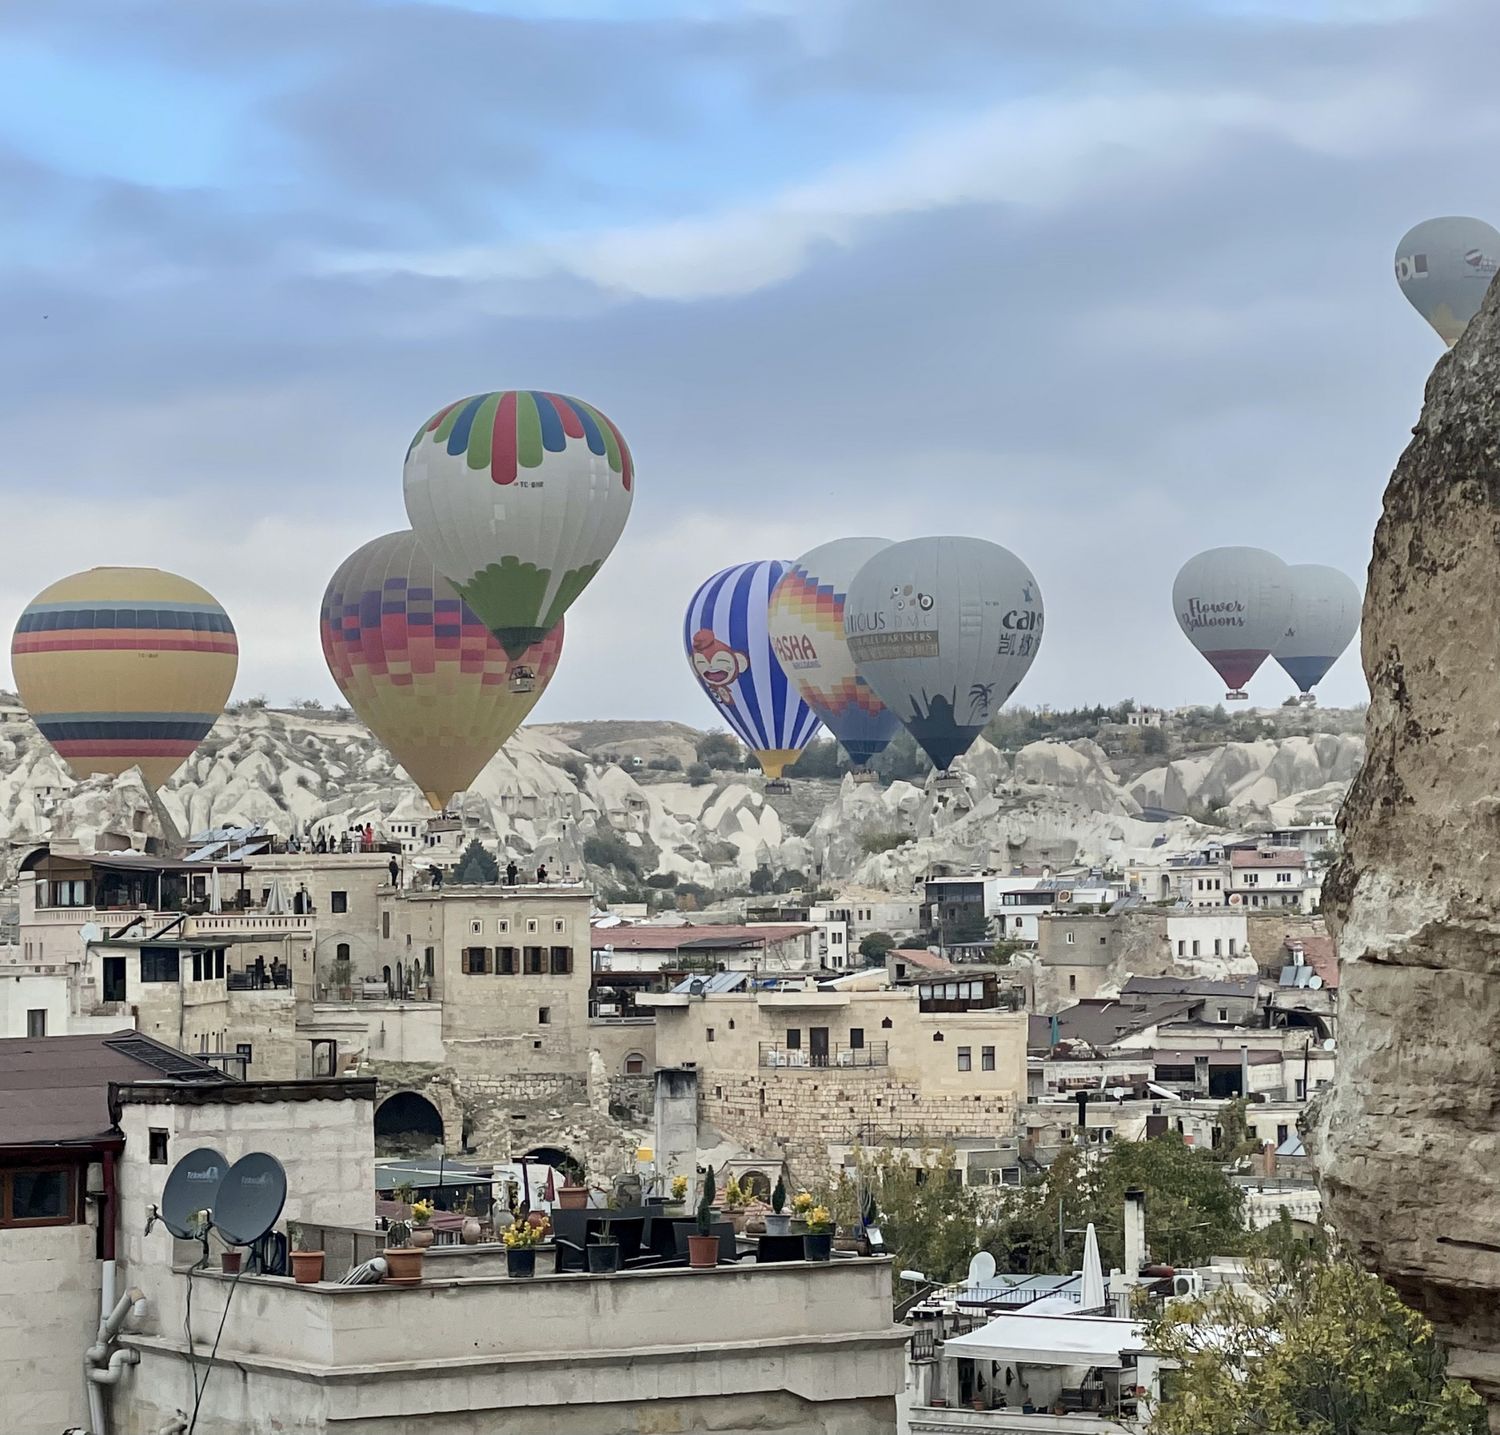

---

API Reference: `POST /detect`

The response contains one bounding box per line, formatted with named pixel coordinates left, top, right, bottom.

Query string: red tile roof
left=1230, top=848, right=1307, bottom=869
left=890, top=948, right=957, bottom=974
left=1284, top=933, right=1339, bottom=988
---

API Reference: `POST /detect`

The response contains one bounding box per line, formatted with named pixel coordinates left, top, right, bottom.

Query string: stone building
left=644, top=975, right=1028, bottom=1172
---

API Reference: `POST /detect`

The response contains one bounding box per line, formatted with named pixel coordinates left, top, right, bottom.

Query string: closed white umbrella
left=1080, top=1222, right=1106, bottom=1312
left=208, top=866, right=222, bottom=914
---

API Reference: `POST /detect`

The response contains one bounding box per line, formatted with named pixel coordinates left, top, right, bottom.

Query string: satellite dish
left=1322, top=1037, right=1336, bottom=1051
left=1056, top=891, right=1073, bottom=905
left=213, top=1152, right=288, bottom=1246
left=1228, top=893, right=1243, bottom=906
left=79, top=922, right=102, bottom=944
left=160, top=1147, right=229, bottom=1239
left=1308, top=975, right=1323, bottom=990
left=688, top=979, right=706, bottom=996
left=967, top=1251, right=997, bottom=1284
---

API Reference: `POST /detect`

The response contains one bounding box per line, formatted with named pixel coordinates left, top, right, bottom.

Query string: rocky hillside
left=0, top=706, right=1360, bottom=891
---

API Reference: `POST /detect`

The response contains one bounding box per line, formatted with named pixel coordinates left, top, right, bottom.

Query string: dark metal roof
left=0, top=1030, right=227, bottom=1150
left=1123, top=975, right=1257, bottom=1000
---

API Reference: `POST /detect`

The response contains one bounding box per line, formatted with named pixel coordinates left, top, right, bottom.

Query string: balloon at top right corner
left=1395, top=216, right=1500, bottom=346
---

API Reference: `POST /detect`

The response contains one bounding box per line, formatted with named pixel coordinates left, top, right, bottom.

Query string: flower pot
left=382, top=1247, right=424, bottom=1286
left=803, top=1233, right=833, bottom=1262
left=290, top=1250, right=324, bottom=1284
left=410, top=1226, right=435, bottom=1248
left=461, top=1216, right=482, bottom=1245
left=220, top=1251, right=242, bottom=1275
left=789, top=1217, right=809, bottom=1235
left=687, top=1234, right=720, bottom=1269
left=506, top=1247, right=537, bottom=1279
left=558, top=1184, right=588, bottom=1210
left=763, top=1213, right=792, bottom=1236
left=587, top=1240, right=621, bottom=1274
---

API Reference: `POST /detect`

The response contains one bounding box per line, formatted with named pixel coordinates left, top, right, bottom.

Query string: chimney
left=1124, top=1187, right=1148, bottom=1275
left=1076, top=1090, right=1089, bottom=1129
left=1240, top=1043, right=1250, bottom=1098
left=1049, top=1014, right=1060, bottom=1047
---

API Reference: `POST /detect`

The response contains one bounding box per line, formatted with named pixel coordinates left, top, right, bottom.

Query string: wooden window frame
left=0, top=1165, right=77, bottom=1228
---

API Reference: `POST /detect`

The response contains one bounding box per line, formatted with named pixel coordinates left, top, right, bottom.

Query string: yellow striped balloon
left=11, top=567, right=238, bottom=789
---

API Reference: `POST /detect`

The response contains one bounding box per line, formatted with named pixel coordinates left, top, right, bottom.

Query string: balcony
left=759, top=1041, right=888, bottom=1069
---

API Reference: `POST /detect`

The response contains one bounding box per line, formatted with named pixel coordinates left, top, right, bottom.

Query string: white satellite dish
left=1308, top=975, right=1323, bottom=990
left=79, top=922, right=103, bottom=944
left=966, top=1251, right=996, bottom=1284
left=1322, top=1037, right=1336, bottom=1051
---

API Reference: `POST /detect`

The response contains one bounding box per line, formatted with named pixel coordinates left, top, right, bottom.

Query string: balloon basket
left=508, top=667, right=537, bottom=695
left=852, top=768, right=879, bottom=785
left=1224, top=690, right=1248, bottom=701
left=1298, top=693, right=1317, bottom=706
left=932, top=771, right=962, bottom=790
left=765, top=778, right=792, bottom=794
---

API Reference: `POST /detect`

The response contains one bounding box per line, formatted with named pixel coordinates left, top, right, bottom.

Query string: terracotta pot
left=290, top=1250, right=324, bottom=1284
left=461, top=1216, right=482, bottom=1245
left=220, top=1251, right=242, bottom=1275
left=558, top=1184, right=588, bottom=1210
left=410, top=1226, right=435, bottom=1248
left=687, top=1234, right=720, bottom=1269
left=526, top=1210, right=550, bottom=1232
left=507, top=1247, right=536, bottom=1279
left=383, top=1247, right=424, bottom=1285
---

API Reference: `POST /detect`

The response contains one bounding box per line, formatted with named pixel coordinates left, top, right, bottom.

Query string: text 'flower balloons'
left=403, top=390, right=633, bottom=657
left=11, top=567, right=238, bottom=790
left=1173, top=547, right=1293, bottom=700
left=844, top=536, right=1043, bottom=773
left=767, top=537, right=902, bottom=770
left=321, top=531, right=563, bottom=810
left=685, top=560, right=821, bottom=781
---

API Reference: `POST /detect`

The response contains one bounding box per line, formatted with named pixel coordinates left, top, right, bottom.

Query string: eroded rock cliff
left=1317, top=289, right=1500, bottom=1421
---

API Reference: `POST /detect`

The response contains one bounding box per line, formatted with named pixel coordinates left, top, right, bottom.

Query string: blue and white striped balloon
left=684, top=560, right=822, bottom=780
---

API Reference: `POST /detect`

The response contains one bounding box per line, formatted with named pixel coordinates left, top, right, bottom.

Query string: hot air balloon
left=403, top=390, right=633, bottom=657
left=1172, top=547, right=1293, bottom=700
left=11, top=567, right=238, bottom=789
left=1275, top=563, right=1361, bottom=703
left=684, top=561, right=821, bottom=784
left=320, top=531, right=564, bottom=810
left=766, top=538, right=902, bottom=776
left=1395, top=217, right=1500, bottom=346
left=843, top=536, right=1043, bottom=773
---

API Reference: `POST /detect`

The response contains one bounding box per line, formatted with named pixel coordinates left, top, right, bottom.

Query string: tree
left=686, top=761, right=713, bottom=786
left=846, top=1148, right=987, bottom=1293
left=1148, top=1228, right=1485, bottom=1435
left=1141, top=724, right=1169, bottom=755
left=748, top=864, right=775, bottom=895
left=696, top=730, right=741, bottom=770
left=453, top=840, right=498, bottom=884
left=859, top=931, right=896, bottom=964
left=583, top=830, right=642, bottom=878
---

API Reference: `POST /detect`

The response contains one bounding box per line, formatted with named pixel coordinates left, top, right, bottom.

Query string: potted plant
left=666, top=1174, right=688, bottom=1214
left=790, top=1190, right=814, bottom=1234
left=288, top=1222, right=325, bottom=1284
left=410, top=1199, right=435, bottom=1248
left=382, top=1220, right=424, bottom=1285
left=558, top=1175, right=588, bottom=1210
left=803, top=1204, right=834, bottom=1262
left=503, top=1211, right=548, bottom=1278
left=687, top=1167, right=719, bottom=1269
left=221, top=1248, right=243, bottom=1275
left=764, top=1175, right=791, bottom=1236
left=587, top=1218, right=621, bottom=1274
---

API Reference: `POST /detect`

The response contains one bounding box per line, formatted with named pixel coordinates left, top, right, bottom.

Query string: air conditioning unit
left=1172, top=1272, right=1203, bottom=1298
left=596, top=1002, right=620, bottom=1016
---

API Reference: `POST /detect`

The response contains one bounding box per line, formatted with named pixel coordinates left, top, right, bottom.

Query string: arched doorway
left=375, top=1092, right=444, bottom=1156
left=522, top=1145, right=584, bottom=1184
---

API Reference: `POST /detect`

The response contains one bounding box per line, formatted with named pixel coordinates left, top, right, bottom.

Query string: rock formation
left=1316, top=289, right=1500, bottom=1422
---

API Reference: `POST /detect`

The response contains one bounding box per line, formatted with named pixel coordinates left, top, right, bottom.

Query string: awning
left=944, top=1313, right=1147, bottom=1369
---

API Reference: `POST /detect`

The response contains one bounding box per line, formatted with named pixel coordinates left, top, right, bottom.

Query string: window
left=553, top=918, right=566, bottom=934
left=497, top=918, right=510, bottom=934
left=1213, top=939, right=1222, bottom=956
left=1295, top=1078, right=1306, bottom=1100
left=192, top=952, right=203, bottom=982
left=214, top=949, right=225, bottom=979
left=538, top=1007, right=550, bottom=1025
left=140, top=949, right=180, bottom=984
left=1228, top=938, right=1237, bottom=956
left=982, top=1046, right=995, bottom=1071
left=1243, top=873, right=1258, bottom=887
left=1277, top=1124, right=1290, bottom=1145
left=1176, top=940, right=1185, bottom=957
left=849, top=1028, right=865, bottom=1050
left=25, top=1009, right=45, bottom=1038
left=336, top=943, right=351, bottom=963
left=424, top=947, right=434, bottom=978
left=496, top=946, right=517, bottom=975
left=331, top=891, right=348, bottom=914
left=382, top=912, right=391, bottom=940
left=1191, top=940, right=1200, bottom=957
left=149, top=1129, right=169, bottom=1165
left=1, top=1168, right=73, bottom=1226
left=524, top=946, right=546, bottom=974
left=786, top=1028, right=801, bottom=1050
left=549, top=946, right=573, bottom=974
left=1217, top=1007, right=1229, bottom=1023
left=707, top=1027, right=716, bottom=1042
left=1068, top=974, right=1077, bottom=993
left=1013, top=917, right=1022, bottom=929
left=236, top=1042, right=253, bottom=1067
left=50, top=879, right=91, bottom=907
left=1276, top=871, right=1293, bottom=884
left=831, top=930, right=843, bottom=945
left=1065, top=931, right=1075, bottom=945
left=462, top=947, right=492, bottom=974
left=625, top=1054, right=645, bottom=1075
left=1099, top=935, right=1107, bottom=945
left=881, top=1017, right=893, bottom=1030
left=957, top=1047, right=972, bottom=1072
left=470, top=920, right=484, bottom=936
left=526, top=918, right=539, bottom=935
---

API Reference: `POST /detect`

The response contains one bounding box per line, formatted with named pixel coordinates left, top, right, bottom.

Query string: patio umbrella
left=208, top=866, right=222, bottom=914
left=264, top=880, right=290, bottom=915
left=1080, top=1222, right=1106, bottom=1312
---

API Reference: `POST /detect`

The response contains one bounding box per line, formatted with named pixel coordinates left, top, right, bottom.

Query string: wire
left=182, top=1242, right=211, bottom=1408
left=186, top=1265, right=243, bottom=1435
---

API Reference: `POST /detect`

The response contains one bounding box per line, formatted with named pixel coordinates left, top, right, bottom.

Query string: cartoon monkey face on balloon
left=691, top=628, right=750, bottom=706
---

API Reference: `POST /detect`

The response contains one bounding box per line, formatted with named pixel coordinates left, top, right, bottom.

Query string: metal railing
left=758, top=1041, right=888, bottom=1069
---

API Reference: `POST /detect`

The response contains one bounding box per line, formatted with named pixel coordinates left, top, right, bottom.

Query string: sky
left=0, top=0, right=1494, bottom=726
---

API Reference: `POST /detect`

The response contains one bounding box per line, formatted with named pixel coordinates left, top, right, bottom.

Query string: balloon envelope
left=1395, top=217, right=1500, bottom=346
left=403, top=390, right=633, bottom=656
left=684, top=561, right=821, bottom=780
left=1173, top=547, right=1293, bottom=696
left=1275, top=563, right=1361, bottom=695
left=767, top=537, right=902, bottom=768
left=843, top=536, right=1043, bottom=772
left=11, top=567, right=238, bottom=789
left=321, top=531, right=563, bottom=809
